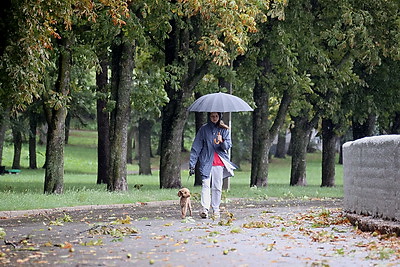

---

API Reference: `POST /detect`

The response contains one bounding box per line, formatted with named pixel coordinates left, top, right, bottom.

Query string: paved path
left=0, top=198, right=399, bottom=266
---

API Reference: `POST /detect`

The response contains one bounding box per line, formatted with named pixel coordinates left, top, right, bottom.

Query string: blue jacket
left=189, top=121, right=236, bottom=179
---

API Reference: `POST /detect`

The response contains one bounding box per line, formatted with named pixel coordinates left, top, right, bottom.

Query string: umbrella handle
left=214, top=132, right=222, bottom=144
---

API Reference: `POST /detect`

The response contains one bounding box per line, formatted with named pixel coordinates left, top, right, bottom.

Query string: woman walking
left=189, top=112, right=236, bottom=218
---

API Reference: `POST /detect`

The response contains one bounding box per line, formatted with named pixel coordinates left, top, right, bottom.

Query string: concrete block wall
left=343, top=135, right=400, bottom=221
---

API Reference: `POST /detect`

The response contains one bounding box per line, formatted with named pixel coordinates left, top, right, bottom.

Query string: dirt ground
left=0, top=198, right=399, bottom=266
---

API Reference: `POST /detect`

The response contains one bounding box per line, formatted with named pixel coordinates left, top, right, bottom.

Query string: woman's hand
left=214, top=132, right=223, bottom=144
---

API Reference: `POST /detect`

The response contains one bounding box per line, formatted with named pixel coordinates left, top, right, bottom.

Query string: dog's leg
left=188, top=199, right=192, bottom=217
left=181, top=199, right=187, bottom=219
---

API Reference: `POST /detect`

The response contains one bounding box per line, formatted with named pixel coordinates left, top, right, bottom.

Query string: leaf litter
left=0, top=199, right=399, bottom=266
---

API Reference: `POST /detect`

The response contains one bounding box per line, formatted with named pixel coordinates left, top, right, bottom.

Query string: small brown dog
left=178, top=188, right=192, bottom=219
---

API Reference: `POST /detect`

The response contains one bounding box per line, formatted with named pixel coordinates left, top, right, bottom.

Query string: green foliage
left=0, top=0, right=131, bottom=111
left=131, top=48, right=169, bottom=118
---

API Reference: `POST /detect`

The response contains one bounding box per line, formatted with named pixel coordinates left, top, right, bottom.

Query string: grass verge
left=0, top=130, right=343, bottom=211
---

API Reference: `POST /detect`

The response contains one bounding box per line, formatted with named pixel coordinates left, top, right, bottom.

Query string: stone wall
left=343, top=135, right=400, bottom=221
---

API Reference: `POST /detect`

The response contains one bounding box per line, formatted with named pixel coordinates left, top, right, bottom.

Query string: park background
left=0, top=0, right=399, bottom=209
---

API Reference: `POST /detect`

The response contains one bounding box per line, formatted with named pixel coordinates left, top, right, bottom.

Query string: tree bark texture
left=251, top=79, right=270, bottom=187
left=132, top=125, right=139, bottom=160
left=290, top=115, right=314, bottom=186
left=159, top=17, right=208, bottom=189
left=321, top=118, right=337, bottom=187
left=275, top=129, right=287, bottom=158
left=338, top=137, right=344, bottom=165
left=250, top=56, right=292, bottom=187
left=127, top=126, right=134, bottom=164
left=107, top=36, right=134, bottom=191
left=0, top=110, right=8, bottom=166
left=44, top=37, right=72, bottom=194
left=64, top=113, right=71, bottom=144
left=29, top=110, right=38, bottom=169
left=139, top=118, right=153, bottom=175
left=390, top=112, right=400, bottom=134
left=96, top=56, right=110, bottom=184
left=160, top=87, right=189, bottom=188
left=11, top=118, right=22, bottom=169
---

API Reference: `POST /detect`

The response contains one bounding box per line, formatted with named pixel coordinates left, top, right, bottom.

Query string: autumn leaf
left=55, top=242, right=73, bottom=249
left=0, top=228, right=6, bottom=239
left=265, top=241, right=276, bottom=251
left=111, top=215, right=132, bottom=224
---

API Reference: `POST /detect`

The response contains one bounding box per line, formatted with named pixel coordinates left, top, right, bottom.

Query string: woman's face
left=210, top=112, right=219, bottom=124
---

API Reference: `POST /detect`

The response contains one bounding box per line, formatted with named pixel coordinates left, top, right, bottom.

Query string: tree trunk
left=194, top=104, right=205, bottom=186
left=290, top=115, right=313, bottom=186
left=29, top=110, right=38, bottom=169
left=321, top=118, right=336, bottom=187
left=390, top=112, right=400, bottom=134
left=250, top=56, right=291, bottom=187
left=0, top=109, right=9, bottom=166
left=306, top=131, right=316, bottom=153
left=96, top=56, right=110, bottom=184
left=44, top=36, right=72, bottom=194
left=160, top=87, right=189, bottom=188
left=132, top=125, right=139, bottom=160
left=250, top=79, right=270, bottom=187
left=275, top=129, right=287, bottom=158
left=159, top=16, right=208, bottom=189
left=127, top=125, right=134, bottom=164
left=352, top=113, right=376, bottom=140
left=138, top=118, right=153, bottom=175
left=287, top=129, right=293, bottom=156
left=338, top=137, right=344, bottom=165
left=64, top=112, right=71, bottom=144
left=11, top=117, right=22, bottom=170
left=38, top=123, right=47, bottom=146
left=159, top=17, right=184, bottom=189
left=107, top=35, right=134, bottom=191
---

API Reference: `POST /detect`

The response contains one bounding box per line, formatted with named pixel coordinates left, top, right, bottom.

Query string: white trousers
left=201, top=166, right=223, bottom=213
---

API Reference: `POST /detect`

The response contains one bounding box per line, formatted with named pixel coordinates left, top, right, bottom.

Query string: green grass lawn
left=0, top=130, right=343, bottom=211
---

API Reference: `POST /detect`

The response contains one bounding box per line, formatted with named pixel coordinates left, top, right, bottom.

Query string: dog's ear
left=177, top=190, right=182, bottom=197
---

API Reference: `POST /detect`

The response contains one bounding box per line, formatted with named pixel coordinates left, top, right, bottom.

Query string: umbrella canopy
left=188, top=92, right=253, bottom=112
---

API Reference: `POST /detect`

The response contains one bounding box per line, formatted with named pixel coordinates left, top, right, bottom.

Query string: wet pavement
left=0, top=198, right=399, bottom=266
